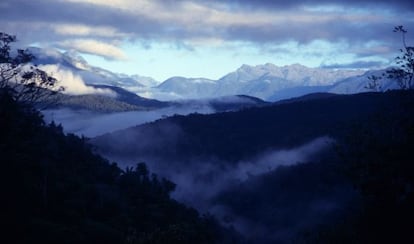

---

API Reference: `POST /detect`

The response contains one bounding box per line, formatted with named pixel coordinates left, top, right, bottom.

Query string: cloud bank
left=0, top=0, right=413, bottom=66
left=39, top=64, right=115, bottom=95
left=57, top=39, right=127, bottom=61
left=0, top=0, right=414, bottom=76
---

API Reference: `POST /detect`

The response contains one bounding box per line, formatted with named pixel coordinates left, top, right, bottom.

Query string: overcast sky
left=1, top=0, right=413, bottom=81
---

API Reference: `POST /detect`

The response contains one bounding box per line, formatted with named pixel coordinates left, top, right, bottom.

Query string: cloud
left=2, top=0, right=413, bottom=44
left=43, top=104, right=215, bottom=137
left=194, top=0, right=414, bottom=11
left=57, top=39, right=127, bottom=61
left=62, top=0, right=414, bottom=12
left=351, top=44, right=394, bottom=58
left=231, top=137, right=334, bottom=181
left=90, top=125, right=333, bottom=212
left=0, top=0, right=413, bottom=68
left=38, top=64, right=116, bottom=95
left=52, top=24, right=126, bottom=38
left=320, top=60, right=389, bottom=69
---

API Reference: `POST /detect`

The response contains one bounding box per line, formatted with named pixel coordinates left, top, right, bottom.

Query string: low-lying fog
left=42, top=104, right=215, bottom=137
left=92, top=131, right=353, bottom=242
left=167, top=136, right=335, bottom=209
left=43, top=103, right=355, bottom=242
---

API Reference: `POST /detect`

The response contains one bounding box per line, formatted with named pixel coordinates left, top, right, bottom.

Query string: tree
left=0, top=32, right=63, bottom=106
left=387, top=26, right=414, bottom=89
left=366, top=26, right=414, bottom=91
left=365, top=74, right=383, bottom=92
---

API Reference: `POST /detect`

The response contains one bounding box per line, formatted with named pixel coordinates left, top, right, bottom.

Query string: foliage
left=93, top=90, right=414, bottom=243
left=367, top=26, right=414, bottom=91
left=305, top=90, right=414, bottom=243
left=53, top=93, right=148, bottom=112
left=386, top=26, right=414, bottom=89
left=93, top=92, right=400, bottom=165
left=365, top=74, right=383, bottom=92
left=215, top=156, right=356, bottom=243
left=0, top=32, right=63, bottom=106
left=0, top=89, right=225, bottom=244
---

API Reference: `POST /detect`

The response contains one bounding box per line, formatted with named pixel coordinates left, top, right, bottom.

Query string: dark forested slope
left=91, top=90, right=414, bottom=243
left=0, top=90, right=230, bottom=244
left=92, top=90, right=411, bottom=164
left=49, top=85, right=169, bottom=113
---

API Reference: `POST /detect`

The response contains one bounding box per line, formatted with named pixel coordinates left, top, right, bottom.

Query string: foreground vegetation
left=1, top=89, right=236, bottom=244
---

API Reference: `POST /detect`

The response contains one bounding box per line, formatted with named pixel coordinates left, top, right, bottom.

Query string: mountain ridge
left=28, top=47, right=397, bottom=102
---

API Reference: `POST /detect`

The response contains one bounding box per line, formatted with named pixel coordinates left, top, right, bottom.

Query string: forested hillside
left=48, top=85, right=169, bottom=113
left=0, top=89, right=235, bottom=244
left=92, top=91, right=411, bottom=164
left=3, top=87, right=414, bottom=243
left=92, top=90, right=414, bottom=243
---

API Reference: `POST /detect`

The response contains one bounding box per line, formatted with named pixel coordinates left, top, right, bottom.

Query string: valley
left=28, top=47, right=413, bottom=242
left=2, top=0, right=414, bottom=241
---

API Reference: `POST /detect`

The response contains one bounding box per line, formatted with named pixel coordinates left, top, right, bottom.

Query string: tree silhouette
left=366, top=26, right=414, bottom=91
left=365, top=74, right=383, bottom=92
left=1, top=93, right=226, bottom=243
left=387, top=26, right=414, bottom=89
left=0, top=32, right=63, bottom=106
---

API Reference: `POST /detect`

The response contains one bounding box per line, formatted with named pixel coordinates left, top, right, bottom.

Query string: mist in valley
left=36, top=88, right=414, bottom=242
left=3, top=0, right=414, bottom=242
left=90, top=118, right=353, bottom=242
left=42, top=104, right=215, bottom=137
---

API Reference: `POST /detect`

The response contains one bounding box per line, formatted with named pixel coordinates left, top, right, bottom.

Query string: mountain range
left=29, top=47, right=398, bottom=103
left=161, top=63, right=363, bottom=100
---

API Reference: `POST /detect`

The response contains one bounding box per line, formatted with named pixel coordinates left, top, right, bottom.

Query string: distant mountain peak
left=239, top=64, right=252, bottom=70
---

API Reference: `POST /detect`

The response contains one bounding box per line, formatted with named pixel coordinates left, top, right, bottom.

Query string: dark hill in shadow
left=91, top=91, right=411, bottom=165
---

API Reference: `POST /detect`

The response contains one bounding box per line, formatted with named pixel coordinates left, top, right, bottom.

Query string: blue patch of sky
left=81, top=39, right=366, bottom=81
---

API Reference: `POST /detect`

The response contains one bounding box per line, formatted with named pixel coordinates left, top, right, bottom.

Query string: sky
left=1, top=0, right=413, bottom=81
